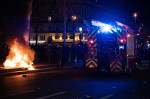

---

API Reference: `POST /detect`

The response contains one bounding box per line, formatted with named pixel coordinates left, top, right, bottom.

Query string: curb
left=0, top=66, right=82, bottom=77
left=0, top=67, right=61, bottom=77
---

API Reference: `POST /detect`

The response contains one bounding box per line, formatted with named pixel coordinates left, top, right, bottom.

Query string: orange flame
left=3, top=38, right=35, bottom=70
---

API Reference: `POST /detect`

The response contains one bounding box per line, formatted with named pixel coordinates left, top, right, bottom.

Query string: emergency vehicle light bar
left=91, top=20, right=117, bottom=33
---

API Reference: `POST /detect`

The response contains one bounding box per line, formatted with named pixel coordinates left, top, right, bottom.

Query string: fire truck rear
left=85, top=20, right=137, bottom=73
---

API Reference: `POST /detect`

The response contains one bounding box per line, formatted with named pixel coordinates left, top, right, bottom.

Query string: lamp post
left=133, top=12, right=141, bottom=68
left=72, top=16, right=77, bottom=45
left=79, top=27, right=82, bottom=43
left=133, top=13, right=137, bottom=24
left=133, top=12, right=139, bottom=44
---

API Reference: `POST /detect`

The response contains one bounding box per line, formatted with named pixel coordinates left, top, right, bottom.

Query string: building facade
left=30, top=0, right=101, bottom=45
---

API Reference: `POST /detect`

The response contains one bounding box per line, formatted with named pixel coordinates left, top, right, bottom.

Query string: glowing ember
left=3, top=38, right=35, bottom=70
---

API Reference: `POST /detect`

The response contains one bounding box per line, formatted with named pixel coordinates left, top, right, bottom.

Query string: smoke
left=0, top=0, right=35, bottom=67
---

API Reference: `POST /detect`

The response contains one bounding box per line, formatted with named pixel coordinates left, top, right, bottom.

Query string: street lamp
left=72, top=16, right=77, bottom=21
left=72, top=15, right=77, bottom=45
left=79, top=27, right=82, bottom=32
left=133, top=13, right=137, bottom=23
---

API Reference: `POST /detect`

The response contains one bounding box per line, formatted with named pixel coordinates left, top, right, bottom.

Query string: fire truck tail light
left=90, top=39, right=93, bottom=44
left=127, top=34, right=130, bottom=37
left=120, top=39, right=124, bottom=43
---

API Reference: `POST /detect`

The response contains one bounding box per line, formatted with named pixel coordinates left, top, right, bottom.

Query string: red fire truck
left=85, top=20, right=138, bottom=73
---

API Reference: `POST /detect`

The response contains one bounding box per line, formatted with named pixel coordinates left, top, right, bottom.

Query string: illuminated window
left=52, top=36, right=55, bottom=40
left=75, top=36, right=79, bottom=40
left=59, top=36, right=62, bottom=40
left=83, top=36, right=85, bottom=40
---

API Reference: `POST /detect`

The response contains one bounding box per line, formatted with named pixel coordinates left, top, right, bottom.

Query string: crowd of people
left=137, top=45, right=150, bottom=66
left=30, top=43, right=88, bottom=67
left=0, top=41, right=149, bottom=68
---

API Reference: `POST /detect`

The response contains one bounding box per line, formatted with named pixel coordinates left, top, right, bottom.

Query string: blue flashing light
left=112, top=28, right=117, bottom=32
left=101, top=25, right=112, bottom=33
left=111, top=26, right=117, bottom=32
left=91, top=20, right=118, bottom=33
left=110, top=31, right=113, bottom=33
left=116, top=27, right=122, bottom=32
left=119, top=45, right=124, bottom=49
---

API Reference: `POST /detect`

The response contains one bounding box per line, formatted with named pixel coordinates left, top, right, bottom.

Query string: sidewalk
left=0, top=62, right=83, bottom=77
left=0, top=64, right=60, bottom=77
left=64, top=60, right=84, bottom=68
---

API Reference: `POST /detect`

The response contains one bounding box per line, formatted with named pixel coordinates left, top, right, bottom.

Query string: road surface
left=0, top=67, right=150, bottom=99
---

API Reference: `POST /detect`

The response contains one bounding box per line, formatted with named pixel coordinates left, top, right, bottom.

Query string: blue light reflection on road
left=71, top=80, right=141, bottom=98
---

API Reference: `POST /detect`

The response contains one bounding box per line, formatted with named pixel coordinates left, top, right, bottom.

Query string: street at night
left=0, top=0, right=150, bottom=99
left=0, top=67, right=150, bottom=99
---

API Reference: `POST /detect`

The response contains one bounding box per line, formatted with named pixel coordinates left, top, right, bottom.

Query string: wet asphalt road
left=0, top=67, right=150, bottom=99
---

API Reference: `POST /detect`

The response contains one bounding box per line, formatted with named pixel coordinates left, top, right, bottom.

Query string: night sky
left=0, top=0, right=27, bottom=42
left=0, top=0, right=150, bottom=32
left=99, top=0, right=150, bottom=28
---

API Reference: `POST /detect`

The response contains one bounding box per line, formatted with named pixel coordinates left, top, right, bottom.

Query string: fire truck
left=85, top=20, right=137, bottom=73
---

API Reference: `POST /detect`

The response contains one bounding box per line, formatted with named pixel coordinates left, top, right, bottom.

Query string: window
left=40, top=35, right=45, bottom=40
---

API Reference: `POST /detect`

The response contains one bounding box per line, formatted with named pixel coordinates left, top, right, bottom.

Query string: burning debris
left=2, top=0, right=35, bottom=70
left=4, top=37, right=35, bottom=70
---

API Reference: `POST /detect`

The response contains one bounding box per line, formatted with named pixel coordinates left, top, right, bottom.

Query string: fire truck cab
left=85, top=20, right=137, bottom=73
